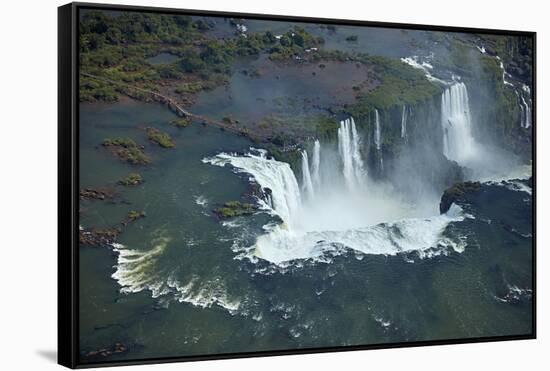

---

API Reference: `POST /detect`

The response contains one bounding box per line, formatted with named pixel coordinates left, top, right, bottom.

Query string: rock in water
left=440, top=181, right=481, bottom=214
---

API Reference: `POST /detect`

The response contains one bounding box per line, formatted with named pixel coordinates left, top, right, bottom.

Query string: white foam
left=441, top=82, right=479, bottom=164
left=254, top=204, right=467, bottom=264
left=112, top=236, right=243, bottom=315
left=111, top=236, right=171, bottom=296
left=194, top=195, right=208, bottom=207
left=494, top=179, right=532, bottom=195
left=205, top=146, right=467, bottom=266
left=203, top=150, right=302, bottom=226
left=400, top=56, right=448, bottom=85
left=374, top=315, right=392, bottom=329
left=479, top=164, right=532, bottom=183
left=169, top=276, right=241, bottom=314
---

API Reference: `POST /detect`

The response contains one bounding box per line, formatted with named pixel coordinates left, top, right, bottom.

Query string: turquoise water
left=79, top=98, right=532, bottom=364
left=77, top=12, right=532, bottom=364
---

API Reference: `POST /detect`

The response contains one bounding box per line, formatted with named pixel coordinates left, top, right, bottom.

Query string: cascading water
left=441, top=82, right=477, bottom=164
left=520, top=94, right=531, bottom=129
left=338, top=117, right=365, bottom=189
left=374, top=109, right=383, bottom=171
left=401, top=105, right=408, bottom=139
left=205, top=116, right=466, bottom=265
left=301, top=150, right=315, bottom=198
left=374, top=110, right=381, bottom=150
left=311, top=140, right=321, bottom=190
left=204, top=150, right=302, bottom=227
left=496, top=56, right=514, bottom=87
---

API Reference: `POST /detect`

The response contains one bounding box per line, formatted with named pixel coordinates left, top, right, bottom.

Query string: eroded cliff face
left=356, top=94, right=464, bottom=198
left=435, top=34, right=533, bottom=161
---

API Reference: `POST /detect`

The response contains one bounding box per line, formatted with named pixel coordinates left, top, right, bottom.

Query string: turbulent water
left=202, top=82, right=531, bottom=269
left=204, top=115, right=471, bottom=266
left=102, top=80, right=531, bottom=324
left=77, top=17, right=534, bottom=362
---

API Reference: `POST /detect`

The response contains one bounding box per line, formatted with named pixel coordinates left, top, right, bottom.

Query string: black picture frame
left=58, top=2, right=537, bottom=368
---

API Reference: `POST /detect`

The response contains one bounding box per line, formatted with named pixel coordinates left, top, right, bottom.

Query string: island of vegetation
left=170, top=117, right=191, bottom=128
left=102, top=137, right=151, bottom=165
left=118, top=173, right=143, bottom=186
left=214, top=201, right=257, bottom=218
left=124, top=210, right=147, bottom=225
left=146, top=127, right=175, bottom=148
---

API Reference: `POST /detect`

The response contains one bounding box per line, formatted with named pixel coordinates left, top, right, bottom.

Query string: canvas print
left=77, top=7, right=534, bottom=364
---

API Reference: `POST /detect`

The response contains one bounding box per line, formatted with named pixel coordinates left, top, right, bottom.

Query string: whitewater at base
left=204, top=132, right=468, bottom=266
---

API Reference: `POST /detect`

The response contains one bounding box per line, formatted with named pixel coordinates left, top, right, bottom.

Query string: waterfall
left=516, top=91, right=525, bottom=128
left=374, top=109, right=383, bottom=172
left=374, top=110, right=381, bottom=150
left=338, top=117, right=365, bottom=189
left=204, top=147, right=467, bottom=265
left=496, top=56, right=514, bottom=87
left=301, top=150, right=315, bottom=197
left=350, top=118, right=365, bottom=180
left=440, top=82, right=476, bottom=163
left=203, top=151, right=302, bottom=227
left=401, top=105, right=408, bottom=139
left=311, top=140, right=321, bottom=190
left=520, top=94, right=531, bottom=129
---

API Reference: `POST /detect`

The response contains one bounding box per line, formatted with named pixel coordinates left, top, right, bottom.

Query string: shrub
left=146, top=127, right=175, bottom=148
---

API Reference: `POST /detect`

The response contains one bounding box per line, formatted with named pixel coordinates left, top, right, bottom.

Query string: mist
left=206, top=116, right=466, bottom=264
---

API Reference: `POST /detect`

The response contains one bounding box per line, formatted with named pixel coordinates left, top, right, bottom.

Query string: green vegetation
left=268, top=27, right=325, bottom=60
left=175, top=81, right=205, bottom=94
left=466, top=55, right=524, bottom=154
left=267, top=146, right=302, bottom=171
left=102, top=137, right=151, bottom=165
left=80, top=76, right=119, bottom=102
left=430, top=35, right=532, bottom=157
left=256, top=113, right=338, bottom=142
left=79, top=11, right=219, bottom=101
left=146, top=127, right=175, bottom=148
left=170, top=117, right=191, bottom=128
left=314, top=116, right=340, bottom=140
left=79, top=11, right=326, bottom=103
left=214, top=201, right=256, bottom=218
left=352, top=56, right=442, bottom=113
left=337, top=55, right=443, bottom=134
left=222, top=116, right=239, bottom=125
left=127, top=210, right=146, bottom=222
left=118, top=173, right=143, bottom=186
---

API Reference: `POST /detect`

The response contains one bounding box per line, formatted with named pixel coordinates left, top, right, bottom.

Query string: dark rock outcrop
left=79, top=227, right=121, bottom=246
left=440, top=181, right=481, bottom=214
left=79, top=188, right=115, bottom=200
left=82, top=343, right=128, bottom=360
left=213, top=201, right=257, bottom=219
